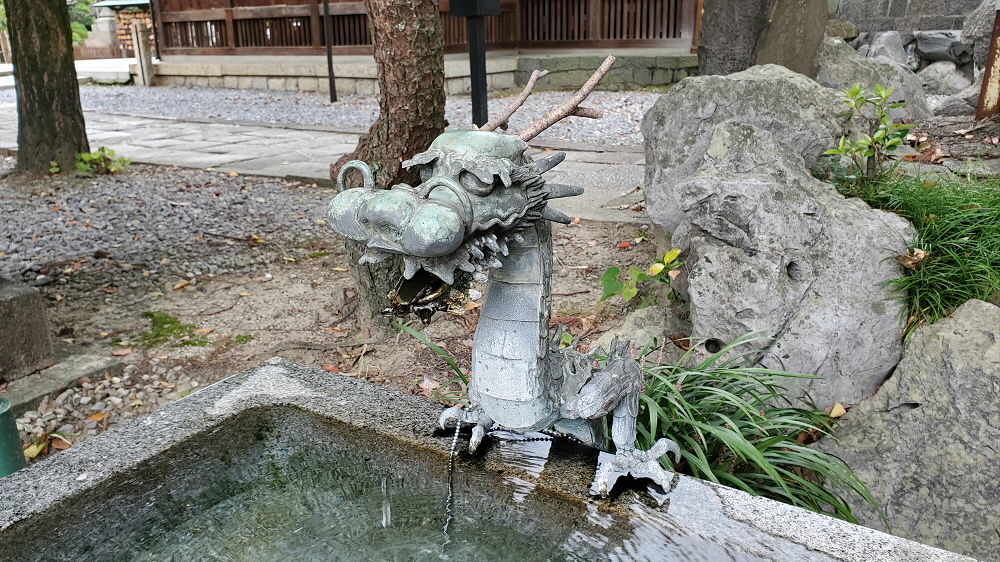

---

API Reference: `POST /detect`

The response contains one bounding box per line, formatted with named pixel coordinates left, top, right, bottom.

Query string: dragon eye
left=459, top=170, right=494, bottom=196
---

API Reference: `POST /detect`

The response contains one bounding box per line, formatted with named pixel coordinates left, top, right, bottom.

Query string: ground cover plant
left=401, top=326, right=882, bottom=525
left=840, top=175, right=1000, bottom=331
left=633, top=335, right=882, bottom=526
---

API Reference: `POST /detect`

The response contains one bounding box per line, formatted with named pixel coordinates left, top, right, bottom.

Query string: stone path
left=0, top=105, right=648, bottom=223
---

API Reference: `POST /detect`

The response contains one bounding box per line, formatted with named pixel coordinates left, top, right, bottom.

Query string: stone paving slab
left=0, top=105, right=648, bottom=223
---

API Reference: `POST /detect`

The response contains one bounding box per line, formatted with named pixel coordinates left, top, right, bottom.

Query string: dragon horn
left=541, top=206, right=573, bottom=224
left=529, top=152, right=566, bottom=174
left=546, top=183, right=584, bottom=199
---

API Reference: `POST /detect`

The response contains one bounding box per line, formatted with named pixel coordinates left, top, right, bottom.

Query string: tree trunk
left=697, top=0, right=772, bottom=75
left=5, top=0, right=89, bottom=174
left=330, top=0, right=446, bottom=334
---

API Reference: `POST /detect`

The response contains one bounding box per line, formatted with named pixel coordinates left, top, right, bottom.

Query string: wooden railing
left=154, top=0, right=694, bottom=55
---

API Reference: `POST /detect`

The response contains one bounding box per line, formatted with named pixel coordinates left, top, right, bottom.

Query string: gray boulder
left=819, top=299, right=1000, bottom=560
left=593, top=305, right=690, bottom=361
left=815, top=36, right=932, bottom=121
left=641, top=64, right=847, bottom=233
left=929, top=94, right=976, bottom=116
left=918, top=61, right=974, bottom=95
left=915, top=30, right=972, bottom=65
left=825, top=19, right=860, bottom=41
left=962, top=0, right=996, bottom=69
left=664, top=121, right=914, bottom=410
left=957, top=75, right=983, bottom=106
left=867, top=31, right=908, bottom=66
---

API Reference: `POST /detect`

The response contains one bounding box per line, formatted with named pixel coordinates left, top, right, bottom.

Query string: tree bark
left=697, top=0, right=772, bottom=75
left=330, top=0, right=446, bottom=333
left=5, top=0, right=89, bottom=174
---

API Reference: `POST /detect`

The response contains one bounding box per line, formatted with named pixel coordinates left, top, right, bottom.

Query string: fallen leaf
left=830, top=403, right=847, bottom=418
left=667, top=269, right=682, bottom=280
left=332, top=267, right=350, bottom=272
left=111, top=348, right=133, bottom=357
left=463, top=300, right=482, bottom=311
left=171, top=280, right=190, bottom=291
left=23, top=443, right=45, bottom=459
left=617, top=241, right=631, bottom=249
left=50, top=439, right=72, bottom=451
left=669, top=333, right=692, bottom=350
left=322, top=364, right=341, bottom=373
left=87, top=412, right=108, bottom=422
left=419, top=376, right=441, bottom=397
left=195, top=328, right=214, bottom=334
left=571, top=217, right=582, bottom=224
left=104, top=286, right=118, bottom=294
left=254, top=273, right=273, bottom=283
left=896, top=248, right=930, bottom=270
left=228, top=171, right=240, bottom=176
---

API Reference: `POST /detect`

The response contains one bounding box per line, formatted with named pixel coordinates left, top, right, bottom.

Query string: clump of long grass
left=633, top=335, right=882, bottom=526
left=836, top=174, right=1000, bottom=331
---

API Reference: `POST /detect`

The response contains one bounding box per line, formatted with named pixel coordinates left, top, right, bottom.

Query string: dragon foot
left=590, top=438, right=681, bottom=498
left=438, top=406, right=494, bottom=453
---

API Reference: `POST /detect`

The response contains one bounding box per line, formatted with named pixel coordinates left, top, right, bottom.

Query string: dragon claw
left=590, top=438, right=681, bottom=498
left=438, top=405, right=493, bottom=453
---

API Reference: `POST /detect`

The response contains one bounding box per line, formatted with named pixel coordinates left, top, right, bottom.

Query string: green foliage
left=234, top=334, right=256, bottom=344
left=600, top=249, right=683, bottom=303
left=68, top=0, right=95, bottom=45
left=634, top=334, right=883, bottom=526
left=49, top=161, right=61, bottom=175
left=837, top=175, right=1000, bottom=330
left=75, top=147, right=131, bottom=175
left=824, top=84, right=912, bottom=185
left=138, top=312, right=210, bottom=348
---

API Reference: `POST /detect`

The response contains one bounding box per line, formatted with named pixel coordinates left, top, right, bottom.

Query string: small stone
left=81, top=382, right=94, bottom=390
left=55, top=389, right=73, bottom=404
left=78, top=396, right=92, bottom=405
left=111, top=377, right=121, bottom=384
left=57, top=424, right=76, bottom=434
left=91, top=401, right=106, bottom=411
left=76, top=473, right=88, bottom=481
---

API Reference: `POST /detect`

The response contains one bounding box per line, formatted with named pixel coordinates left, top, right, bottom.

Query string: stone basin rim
left=0, top=358, right=971, bottom=562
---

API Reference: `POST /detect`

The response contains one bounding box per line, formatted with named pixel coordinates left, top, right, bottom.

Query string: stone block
left=491, top=72, right=515, bottom=90
left=297, top=77, right=319, bottom=92
left=237, top=76, right=253, bottom=89
left=651, top=68, right=672, bottom=84
left=267, top=77, right=287, bottom=91
left=632, top=67, right=653, bottom=85
left=672, top=68, right=689, bottom=82
left=207, top=77, right=224, bottom=88
left=194, top=77, right=209, bottom=87
left=250, top=77, right=267, bottom=89
left=223, top=76, right=239, bottom=89
left=336, top=78, right=357, bottom=94
left=0, top=279, right=53, bottom=383
left=356, top=78, right=377, bottom=96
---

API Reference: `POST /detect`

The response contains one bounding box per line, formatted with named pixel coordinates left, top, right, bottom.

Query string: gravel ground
left=0, top=86, right=660, bottom=146
left=0, top=165, right=336, bottom=292
left=15, top=360, right=200, bottom=447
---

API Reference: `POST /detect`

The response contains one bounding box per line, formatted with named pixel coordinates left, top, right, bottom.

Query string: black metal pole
left=467, top=15, right=488, bottom=126
left=323, top=0, right=338, bottom=103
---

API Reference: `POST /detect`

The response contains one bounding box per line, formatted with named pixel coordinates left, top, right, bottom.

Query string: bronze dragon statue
left=327, top=57, right=679, bottom=496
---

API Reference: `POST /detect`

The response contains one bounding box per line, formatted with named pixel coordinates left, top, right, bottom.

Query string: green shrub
left=633, top=335, right=882, bottom=525
left=838, top=175, right=1000, bottom=330
left=600, top=248, right=683, bottom=303
left=138, top=312, right=209, bottom=348
left=824, top=83, right=912, bottom=185
left=76, top=147, right=131, bottom=175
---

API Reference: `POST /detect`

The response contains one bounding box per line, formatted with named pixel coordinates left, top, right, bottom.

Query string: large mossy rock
left=641, top=64, right=846, bottom=233
left=659, top=121, right=914, bottom=410
left=815, top=36, right=932, bottom=121
left=820, top=299, right=1000, bottom=560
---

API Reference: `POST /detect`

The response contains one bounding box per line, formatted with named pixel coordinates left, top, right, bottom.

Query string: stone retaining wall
left=139, top=54, right=697, bottom=94
left=516, top=54, right=700, bottom=90
left=838, top=0, right=983, bottom=31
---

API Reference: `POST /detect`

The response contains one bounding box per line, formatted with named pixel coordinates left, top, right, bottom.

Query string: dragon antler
left=515, top=55, right=616, bottom=142
left=478, top=55, right=617, bottom=140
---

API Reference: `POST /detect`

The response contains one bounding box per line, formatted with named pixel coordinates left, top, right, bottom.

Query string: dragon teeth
left=402, top=257, right=420, bottom=279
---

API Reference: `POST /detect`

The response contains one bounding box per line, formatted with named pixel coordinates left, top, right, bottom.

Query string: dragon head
left=328, top=130, right=580, bottom=322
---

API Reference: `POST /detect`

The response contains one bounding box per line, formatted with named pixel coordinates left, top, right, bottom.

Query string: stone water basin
left=0, top=360, right=969, bottom=561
